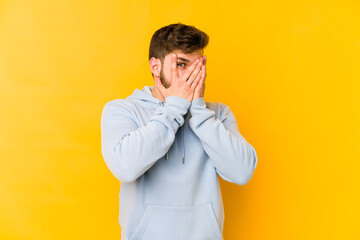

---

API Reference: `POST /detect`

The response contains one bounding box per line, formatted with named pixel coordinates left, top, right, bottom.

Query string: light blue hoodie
left=100, top=85, right=258, bottom=240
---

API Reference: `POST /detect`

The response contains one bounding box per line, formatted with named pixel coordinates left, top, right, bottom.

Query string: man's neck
left=150, top=86, right=165, bottom=102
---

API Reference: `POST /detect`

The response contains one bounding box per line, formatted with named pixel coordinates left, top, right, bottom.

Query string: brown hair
left=149, top=23, right=209, bottom=76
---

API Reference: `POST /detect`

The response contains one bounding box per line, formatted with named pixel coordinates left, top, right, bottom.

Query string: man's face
left=159, top=49, right=204, bottom=88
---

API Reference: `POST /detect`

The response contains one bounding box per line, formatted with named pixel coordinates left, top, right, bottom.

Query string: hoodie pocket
left=129, top=202, right=222, bottom=240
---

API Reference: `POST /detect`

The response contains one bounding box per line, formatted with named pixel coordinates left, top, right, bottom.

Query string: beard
left=160, top=66, right=171, bottom=89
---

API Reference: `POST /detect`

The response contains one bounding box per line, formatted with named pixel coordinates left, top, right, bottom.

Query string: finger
left=182, top=58, right=200, bottom=81
left=187, top=61, right=202, bottom=85
left=198, top=65, right=206, bottom=86
left=171, top=53, right=179, bottom=81
left=203, top=60, right=207, bottom=79
left=194, top=66, right=206, bottom=91
left=202, top=64, right=206, bottom=81
left=191, top=66, right=204, bottom=89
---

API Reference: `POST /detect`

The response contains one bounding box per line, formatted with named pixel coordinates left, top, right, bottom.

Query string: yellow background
left=1, top=0, right=359, bottom=239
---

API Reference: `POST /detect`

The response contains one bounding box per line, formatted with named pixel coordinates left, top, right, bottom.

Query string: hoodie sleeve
left=101, top=96, right=191, bottom=183
left=188, top=97, right=258, bottom=185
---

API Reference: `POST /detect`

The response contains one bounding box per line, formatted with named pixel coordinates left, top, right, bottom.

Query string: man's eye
left=177, top=63, right=186, bottom=67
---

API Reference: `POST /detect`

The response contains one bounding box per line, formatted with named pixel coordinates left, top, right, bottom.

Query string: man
left=101, top=23, right=258, bottom=240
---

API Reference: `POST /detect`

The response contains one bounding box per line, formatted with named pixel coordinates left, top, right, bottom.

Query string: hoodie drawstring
left=164, top=122, right=185, bottom=164
left=181, top=125, right=185, bottom=164
left=165, top=125, right=185, bottom=164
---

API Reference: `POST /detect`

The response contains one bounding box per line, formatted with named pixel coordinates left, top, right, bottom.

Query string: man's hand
left=193, top=55, right=207, bottom=100
left=155, top=53, right=204, bottom=102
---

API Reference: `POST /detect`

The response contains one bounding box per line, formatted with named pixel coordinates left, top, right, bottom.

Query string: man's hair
left=149, top=23, right=209, bottom=76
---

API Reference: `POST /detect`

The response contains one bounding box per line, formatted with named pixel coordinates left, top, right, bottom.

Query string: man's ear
left=149, top=57, right=161, bottom=77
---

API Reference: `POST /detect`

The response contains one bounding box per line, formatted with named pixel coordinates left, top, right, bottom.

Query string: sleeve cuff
left=191, top=97, right=206, bottom=107
left=164, top=96, right=191, bottom=115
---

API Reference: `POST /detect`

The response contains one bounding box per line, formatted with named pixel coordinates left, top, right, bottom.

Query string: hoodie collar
left=127, top=86, right=163, bottom=106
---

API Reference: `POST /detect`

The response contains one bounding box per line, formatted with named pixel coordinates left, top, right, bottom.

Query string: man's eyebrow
left=177, top=57, right=190, bottom=62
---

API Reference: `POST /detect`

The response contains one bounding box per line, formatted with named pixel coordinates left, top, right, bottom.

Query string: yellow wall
left=1, top=0, right=359, bottom=239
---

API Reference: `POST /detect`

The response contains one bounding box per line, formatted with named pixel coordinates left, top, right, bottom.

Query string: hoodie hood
left=127, top=86, right=186, bottom=164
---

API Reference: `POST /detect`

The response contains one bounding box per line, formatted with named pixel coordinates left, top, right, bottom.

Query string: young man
left=101, top=23, right=258, bottom=240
